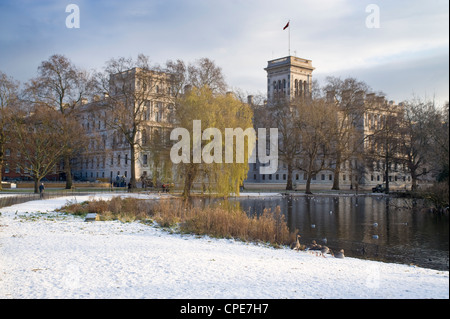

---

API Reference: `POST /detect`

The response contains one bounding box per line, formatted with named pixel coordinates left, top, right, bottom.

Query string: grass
left=57, top=197, right=298, bottom=248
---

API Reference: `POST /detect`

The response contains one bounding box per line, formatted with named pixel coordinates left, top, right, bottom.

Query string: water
left=231, top=195, right=449, bottom=271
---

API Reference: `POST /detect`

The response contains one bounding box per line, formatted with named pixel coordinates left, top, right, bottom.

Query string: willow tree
left=172, top=87, right=254, bottom=198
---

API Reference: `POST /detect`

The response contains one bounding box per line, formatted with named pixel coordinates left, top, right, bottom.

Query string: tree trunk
left=183, top=170, right=195, bottom=199
left=332, top=154, right=341, bottom=190
left=64, top=155, right=72, bottom=189
left=34, top=178, right=39, bottom=194
left=384, top=163, right=390, bottom=194
left=130, top=145, right=137, bottom=188
left=286, top=163, right=293, bottom=191
left=411, top=170, right=418, bottom=191
left=305, top=174, right=313, bottom=195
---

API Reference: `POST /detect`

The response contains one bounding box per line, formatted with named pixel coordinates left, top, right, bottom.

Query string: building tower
left=265, top=56, right=315, bottom=101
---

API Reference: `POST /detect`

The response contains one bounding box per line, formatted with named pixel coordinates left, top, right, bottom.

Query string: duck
left=334, top=249, right=345, bottom=258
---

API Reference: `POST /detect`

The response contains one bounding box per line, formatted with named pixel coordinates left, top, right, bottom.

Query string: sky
left=0, top=0, right=448, bottom=105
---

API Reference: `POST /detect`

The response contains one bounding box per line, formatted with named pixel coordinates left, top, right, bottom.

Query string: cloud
left=0, top=0, right=448, bottom=104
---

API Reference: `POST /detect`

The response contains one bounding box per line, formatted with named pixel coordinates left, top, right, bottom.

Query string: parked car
left=372, top=184, right=386, bottom=193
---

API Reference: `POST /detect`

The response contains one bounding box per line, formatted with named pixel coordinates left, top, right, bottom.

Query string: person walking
left=39, top=183, right=45, bottom=199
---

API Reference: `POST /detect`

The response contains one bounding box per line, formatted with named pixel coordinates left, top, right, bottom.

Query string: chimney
left=247, top=95, right=254, bottom=105
left=326, top=90, right=335, bottom=103
left=355, top=90, right=365, bottom=101
left=342, top=89, right=351, bottom=102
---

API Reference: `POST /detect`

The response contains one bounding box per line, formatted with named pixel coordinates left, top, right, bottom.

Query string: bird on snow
left=334, top=249, right=345, bottom=258
left=320, top=246, right=331, bottom=257
left=290, top=235, right=304, bottom=251
left=307, top=240, right=322, bottom=251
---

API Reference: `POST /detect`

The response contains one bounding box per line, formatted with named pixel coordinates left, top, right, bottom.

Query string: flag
left=283, top=21, right=289, bottom=30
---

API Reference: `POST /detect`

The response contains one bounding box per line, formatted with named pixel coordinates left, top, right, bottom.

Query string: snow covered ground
left=0, top=193, right=448, bottom=299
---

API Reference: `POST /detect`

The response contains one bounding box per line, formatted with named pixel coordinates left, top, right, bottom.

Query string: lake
left=229, top=194, right=449, bottom=271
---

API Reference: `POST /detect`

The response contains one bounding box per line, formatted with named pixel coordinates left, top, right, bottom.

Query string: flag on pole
left=283, top=21, right=289, bottom=30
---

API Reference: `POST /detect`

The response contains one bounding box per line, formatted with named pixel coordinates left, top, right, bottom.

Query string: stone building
left=244, top=55, right=415, bottom=191
left=72, top=67, right=176, bottom=186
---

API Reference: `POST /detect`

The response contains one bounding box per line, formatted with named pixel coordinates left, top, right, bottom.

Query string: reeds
left=58, top=197, right=297, bottom=247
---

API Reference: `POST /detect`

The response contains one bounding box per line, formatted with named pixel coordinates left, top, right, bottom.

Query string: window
left=283, top=174, right=286, bottom=180
left=125, top=154, right=128, bottom=165
left=143, top=154, right=148, bottom=166
left=296, top=174, right=299, bottom=180
left=329, top=175, right=332, bottom=180
left=321, top=174, right=325, bottom=181
left=276, top=174, right=279, bottom=180
left=118, top=154, right=121, bottom=165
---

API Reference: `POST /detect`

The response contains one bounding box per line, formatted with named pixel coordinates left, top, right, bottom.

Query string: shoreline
left=0, top=194, right=448, bottom=299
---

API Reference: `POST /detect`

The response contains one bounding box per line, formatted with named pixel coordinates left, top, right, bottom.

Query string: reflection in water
left=191, top=195, right=449, bottom=270
left=166, top=195, right=448, bottom=270
left=231, top=195, right=449, bottom=271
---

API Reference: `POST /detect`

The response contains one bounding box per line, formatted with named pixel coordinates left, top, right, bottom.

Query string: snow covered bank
left=0, top=195, right=448, bottom=299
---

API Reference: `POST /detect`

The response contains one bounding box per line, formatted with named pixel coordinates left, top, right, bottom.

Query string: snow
left=0, top=194, right=448, bottom=299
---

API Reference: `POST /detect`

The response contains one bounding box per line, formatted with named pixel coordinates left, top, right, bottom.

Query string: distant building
left=71, top=67, right=176, bottom=186
left=244, top=55, right=420, bottom=191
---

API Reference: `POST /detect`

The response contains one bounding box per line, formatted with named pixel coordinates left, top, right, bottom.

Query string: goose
left=308, top=240, right=322, bottom=251
left=290, top=235, right=303, bottom=251
left=320, top=246, right=331, bottom=257
left=334, top=249, right=345, bottom=258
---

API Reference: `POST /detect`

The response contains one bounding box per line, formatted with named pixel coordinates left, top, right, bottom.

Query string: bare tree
left=323, top=77, right=371, bottom=190
left=97, top=54, right=173, bottom=188
left=366, top=97, right=404, bottom=194
left=187, top=58, right=227, bottom=94
left=24, top=54, right=95, bottom=189
left=397, top=97, right=439, bottom=190
left=294, top=97, right=336, bottom=194
left=264, top=97, right=302, bottom=190
left=166, top=57, right=227, bottom=95
left=0, top=71, right=20, bottom=189
left=7, top=106, right=72, bottom=193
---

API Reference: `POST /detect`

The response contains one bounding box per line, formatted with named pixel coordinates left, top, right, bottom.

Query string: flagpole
left=288, top=19, right=291, bottom=56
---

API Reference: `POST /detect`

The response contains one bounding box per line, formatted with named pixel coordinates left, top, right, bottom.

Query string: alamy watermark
left=365, top=4, right=380, bottom=29
left=65, top=4, right=80, bottom=29
left=170, top=120, right=279, bottom=174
